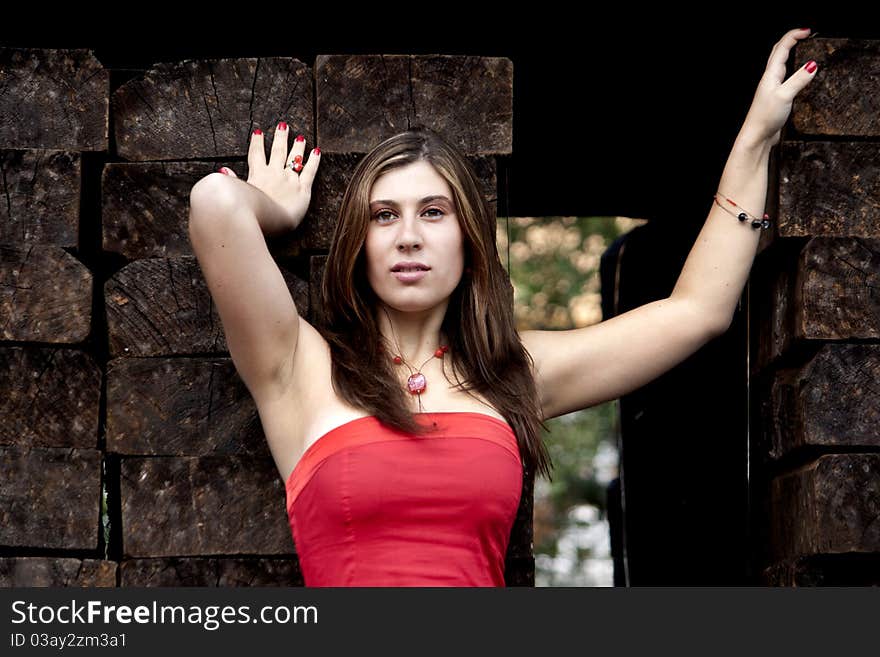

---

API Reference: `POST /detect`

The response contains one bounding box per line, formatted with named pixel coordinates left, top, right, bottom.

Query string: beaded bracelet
left=713, top=192, right=772, bottom=229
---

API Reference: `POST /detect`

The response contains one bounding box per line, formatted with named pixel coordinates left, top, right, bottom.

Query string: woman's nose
left=395, top=215, right=422, bottom=249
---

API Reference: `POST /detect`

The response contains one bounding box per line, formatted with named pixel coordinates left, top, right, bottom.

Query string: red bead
left=434, top=348, right=444, bottom=358
left=393, top=356, right=402, bottom=364
left=440, top=345, right=449, bottom=352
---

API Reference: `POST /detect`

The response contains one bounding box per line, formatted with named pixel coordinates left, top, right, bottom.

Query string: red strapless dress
left=285, top=411, right=523, bottom=587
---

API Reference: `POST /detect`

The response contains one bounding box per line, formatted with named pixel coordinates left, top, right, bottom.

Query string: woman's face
left=365, top=160, right=465, bottom=313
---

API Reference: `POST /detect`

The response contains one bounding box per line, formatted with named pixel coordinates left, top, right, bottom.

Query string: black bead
left=751, top=219, right=762, bottom=229
left=761, top=218, right=771, bottom=229
left=738, top=212, right=748, bottom=222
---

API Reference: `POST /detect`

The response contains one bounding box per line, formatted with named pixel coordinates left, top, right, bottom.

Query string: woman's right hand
left=218, top=122, right=320, bottom=230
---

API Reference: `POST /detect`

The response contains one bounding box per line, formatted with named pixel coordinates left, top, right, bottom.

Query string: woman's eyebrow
left=369, top=195, right=452, bottom=207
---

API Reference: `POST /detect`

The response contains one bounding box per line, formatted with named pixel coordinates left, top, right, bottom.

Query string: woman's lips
left=392, top=269, right=428, bottom=283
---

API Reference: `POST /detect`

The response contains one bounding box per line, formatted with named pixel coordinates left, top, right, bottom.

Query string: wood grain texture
left=790, top=38, right=880, bottom=137
left=797, top=237, right=880, bottom=340
left=0, top=558, right=116, bottom=587
left=104, top=256, right=308, bottom=357
left=0, top=446, right=102, bottom=549
left=770, top=453, right=880, bottom=560
left=102, top=161, right=215, bottom=259
left=0, top=149, right=81, bottom=247
left=778, top=141, right=880, bottom=238
left=765, top=344, right=880, bottom=459
left=315, top=54, right=513, bottom=155
left=106, top=356, right=268, bottom=457
left=0, top=346, right=101, bottom=448
left=112, top=58, right=313, bottom=161
left=0, top=48, right=109, bottom=151
left=0, top=244, right=92, bottom=342
left=120, top=455, right=290, bottom=558
left=119, top=557, right=303, bottom=586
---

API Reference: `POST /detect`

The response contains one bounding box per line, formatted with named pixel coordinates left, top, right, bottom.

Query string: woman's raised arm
left=670, top=27, right=818, bottom=325
left=187, top=123, right=321, bottom=404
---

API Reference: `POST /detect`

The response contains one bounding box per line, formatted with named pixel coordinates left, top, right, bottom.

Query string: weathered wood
left=106, top=356, right=269, bottom=457
left=104, top=256, right=308, bottom=357
left=777, top=141, right=880, bottom=238
left=315, top=55, right=513, bottom=155
left=102, top=161, right=218, bottom=259
left=752, top=254, right=799, bottom=375
left=790, top=38, right=880, bottom=137
left=0, top=558, right=116, bottom=586
left=796, top=237, right=880, bottom=340
left=0, top=149, right=81, bottom=246
left=766, top=344, right=880, bottom=459
left=0, top=446, right=101, bottom=549
left=0, top=346, right=101, bottom=448
left=0, top=48, right=109, bottom=151
left=120, top=557, right=302, bottom=586
left=120, top=455, right=291, bottom=557
left=0, top=244, right=92, bottom=342
left=770, top=453, right=880, bottom=560
left=112, top=58, right=313, bottom=161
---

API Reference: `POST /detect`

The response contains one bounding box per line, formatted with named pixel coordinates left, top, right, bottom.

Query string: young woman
left=187, top=28, right=817, bottom=586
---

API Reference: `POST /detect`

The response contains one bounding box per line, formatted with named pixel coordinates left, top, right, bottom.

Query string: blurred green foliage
left=498, top=214, right=644, bottom=578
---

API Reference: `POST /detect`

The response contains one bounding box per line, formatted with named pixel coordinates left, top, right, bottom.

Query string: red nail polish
left=253, top=129, right=262, bottom=135
left=218, top=167, right=229, bottom=175
left=278, top=121, right=287, bottom=130
left=805, top=60, right=817, bottom=73
left=295, top=134, right=305, bottom=142
left=314, top=147, right=321, bottom=155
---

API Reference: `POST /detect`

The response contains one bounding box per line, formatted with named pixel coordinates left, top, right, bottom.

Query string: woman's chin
left=379, top=292, right=448, bottom=314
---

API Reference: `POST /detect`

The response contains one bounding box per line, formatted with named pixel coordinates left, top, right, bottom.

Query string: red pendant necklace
left=379, top=309, right=449, bottom=412
left=392, top=345, right=450, bottom=395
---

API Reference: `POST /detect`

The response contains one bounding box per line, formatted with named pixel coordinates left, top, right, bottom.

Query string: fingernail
left=805, top=60, right=817, bottom=73
left=277, top=122, right=287, bottom=131
left=295, top=134, right=305, bottom=142
left=253, top=129, right=262, bottom=136
left=218, top=167, right=230, bottom=175
left=314, top=147, right=321, bottom=155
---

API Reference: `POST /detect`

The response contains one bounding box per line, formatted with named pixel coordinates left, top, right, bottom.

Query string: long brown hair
left=318, top=125, right=553, bottom=481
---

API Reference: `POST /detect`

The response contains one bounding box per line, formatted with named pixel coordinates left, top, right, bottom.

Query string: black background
left=2, top=10, right=877, bottom=223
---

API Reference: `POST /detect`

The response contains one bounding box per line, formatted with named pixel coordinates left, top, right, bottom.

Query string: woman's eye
left=374, top=208, right=443, bottom=222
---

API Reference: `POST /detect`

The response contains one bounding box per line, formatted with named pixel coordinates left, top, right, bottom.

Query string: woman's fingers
left=286, top=132, right=306, bottom=174
left=772, top=28, right=819, bottom=102
left=240, top=122, right=319, bottom=192
left=247, top=128, right=266, bottom=173
left=765, top=28, right=812, bottom=86
left=268, top=122, right=291, bottom=169
left=778, top=57, right=818, bottom=103
left=298, top=147, right=321, bottom=188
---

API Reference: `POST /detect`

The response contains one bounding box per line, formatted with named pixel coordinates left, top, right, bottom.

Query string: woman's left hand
left=739, top=27, right=819, bottom=148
